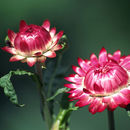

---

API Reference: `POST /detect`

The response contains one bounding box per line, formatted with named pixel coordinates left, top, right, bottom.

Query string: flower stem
left=107, top=110, right=115, bottom=130
left=47, top=54, right=62, bottom=98
left=51, top=109, right=69, bottom=130
left=35, top=63, right=52, bottom=130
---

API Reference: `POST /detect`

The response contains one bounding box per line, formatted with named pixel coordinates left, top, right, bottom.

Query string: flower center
left=94, top=65, right=110, bottom=74
left=25, top=27, right=34, bottom=33
left=84, top=62, right=129, bottom=95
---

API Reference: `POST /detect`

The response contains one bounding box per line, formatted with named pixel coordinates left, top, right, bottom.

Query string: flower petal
left=43, top=51, right=56, bottom=58
left=8, top=29, right=16, bottom=44
left=99, top=47, right=108, bottom=65
left=9, top=55, right=25, bottom=62
left=77, top=58, right=91, bottom=72
left=53, top=31, right=63, bottom=43
left=1, top=46, right=16, bottom=54
left=64, top=74, right=83, bottom=84
left=27, top=57, right=36, bottom=67
left=75, top=95, right=92, bottom=107
left=72, top=65, right=86, bottom=77
left=42, top=19, right=50, bottom=31
left=50, top=27, right=56, bottom=38
left=19, top=20, right=27, bottom=31
left=120, top=55, right=130, bottom=71
left=90, top=53, right=98, bottom=65
left=51, top=44, right=62, bottom=51
left=113, top=50, right=121, bottom=62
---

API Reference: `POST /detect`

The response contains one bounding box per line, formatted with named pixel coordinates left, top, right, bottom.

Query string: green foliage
left=58, top=35, right=68, bottom=53
left=5, top=36, right=9, bottom=43
left=47, top=87, right=69, bottom=101
left=0, top=69, right=33, bottom=106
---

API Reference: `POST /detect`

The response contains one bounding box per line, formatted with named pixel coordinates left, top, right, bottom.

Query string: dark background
left=0, top=0, right=130, bottom=130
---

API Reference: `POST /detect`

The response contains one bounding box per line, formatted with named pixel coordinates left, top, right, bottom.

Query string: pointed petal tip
left=58, top=30, right=64, bottom=37
left=19, top=20, right=27, bottom=31
left=100, top=47, right=107, bottom=54
left=77, top=57, right=83, bottom=62
left=42, top=19, right=50, bottom=31
left=43, top=51, right=56, bottom=58
left=1, top=46, right=16, bottom=54
left=49, top=27, right=56, bottom=37
left=99, top=47, right=108, bottom=64
left=9, top=55, right=25, bottom=62
left=27, top=57, right=36, bottom=67
left=20, top=20, right=27, bottom=24
left=7, top=29, right=16, bottom=43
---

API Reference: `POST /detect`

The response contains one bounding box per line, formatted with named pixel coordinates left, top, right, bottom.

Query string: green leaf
left=47, top=87, right=69, bottom=101
left=0, top=69, right=34, bottom=106
left=5, top=36, right=9, bottom=43
left=58, top=35, right=68, bottom=52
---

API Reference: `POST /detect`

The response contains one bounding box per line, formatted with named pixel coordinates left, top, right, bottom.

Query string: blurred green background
left=0, top=0, right=130, bottom=130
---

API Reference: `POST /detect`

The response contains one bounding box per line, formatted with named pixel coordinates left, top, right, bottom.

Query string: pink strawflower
left=2, top=20, right=63, bottom=67
left=65, top=48, right=130, bottom=114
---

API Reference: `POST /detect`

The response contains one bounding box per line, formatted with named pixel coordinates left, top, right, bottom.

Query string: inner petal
left=84, top=62, right=129, bottom=96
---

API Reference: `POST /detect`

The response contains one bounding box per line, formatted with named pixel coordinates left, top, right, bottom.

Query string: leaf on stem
left=47, top=87, right=69, bottom=101
left=0, top=69, right=33, bottom=106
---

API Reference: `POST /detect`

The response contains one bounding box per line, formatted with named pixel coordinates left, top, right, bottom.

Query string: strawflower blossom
left=2, top=20, right=63, bottom=66
left=64, top=48, right=130, bottom=114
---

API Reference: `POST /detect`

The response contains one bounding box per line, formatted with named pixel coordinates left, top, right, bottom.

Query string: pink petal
left=8, top=29, right=16, bottom=44
left=19, top=20, right=27, bottom=31
left=27, top=57, right=36, bottom=67
left=72, top=65, right=86, bottom=77
left=68, top=89, right=83, bottom=98
left=113, top=94, right=125, bottom=105
left=19, top=41, right=30, bottom=53
left=89, top=98, right=102, bottom=114
left=93, top=83, right=104, bottom=93
left=77, top=58, right=91, bottom=72
left=108, top=98, right=118, bottom=111
left=53, top=31, right=63, bottom=43
left=75, top=96, right=92, bottom=107
left=43, top=51, right=56, bottom=58
left=99, top=47, right=108, bottom=65
left=51, top=44, right=62, bottom=51
left=9, top=55, right=25, bottom=62
left=97, top=103, right=107, bottom=112
left=113, top=50, right=121, bottom=62
left=1, top=46, right=16, bottom=54
left=34, top=51, right=42, bottom=56
left=120, top=55, right=130, bottom=71
left=42, top=19, right=50, bottom=31
left=90, top=53, right=98, bottom=65
left=64, top=84, right=81, bottom=89
left=50, top=27, right=56, bottom=38
left=64, top=74, right=83, bottom=84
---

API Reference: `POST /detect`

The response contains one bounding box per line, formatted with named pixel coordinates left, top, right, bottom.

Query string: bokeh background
left=0, top=0, right=130, bottom=130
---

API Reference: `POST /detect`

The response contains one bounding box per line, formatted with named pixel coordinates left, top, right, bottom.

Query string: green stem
left=35, top=63, right=52, bottom=130
left=47, top=54, right=62, bottom=97
left=107, top=110, right=115, bottom=130
left=51, top=109, right=69, bottom=130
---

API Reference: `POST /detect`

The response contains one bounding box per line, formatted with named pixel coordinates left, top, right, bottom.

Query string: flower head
left=65, top=48, right=130, bottom=114
left=2, top=20, right=63, bottom=66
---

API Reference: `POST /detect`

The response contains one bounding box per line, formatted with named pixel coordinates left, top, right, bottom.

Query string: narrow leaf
left=0, top=69, right=34, bottom=106
left=47, top=87, right=69, bottom=101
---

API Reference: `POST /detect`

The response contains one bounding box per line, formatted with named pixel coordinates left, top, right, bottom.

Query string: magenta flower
left=65, top=48, right=130, bottom=114
left=2, top=20, right=63, bottom=66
